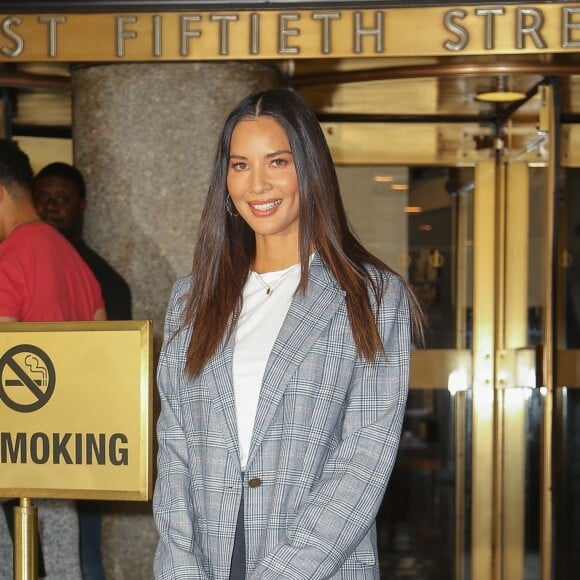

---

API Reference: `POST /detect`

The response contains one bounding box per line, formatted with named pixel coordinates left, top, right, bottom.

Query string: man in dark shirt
left=33, top=161, right=132, bottom=580
left=33, top=162, right=132, bottom=321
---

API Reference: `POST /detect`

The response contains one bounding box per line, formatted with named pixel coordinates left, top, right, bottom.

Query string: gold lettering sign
left=0, top=4, right=579, bottom=61
left=0, top=321, right=152, bottom=501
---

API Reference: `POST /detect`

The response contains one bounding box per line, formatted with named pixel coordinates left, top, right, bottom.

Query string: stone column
left=71, top=61, right=282, bottom=579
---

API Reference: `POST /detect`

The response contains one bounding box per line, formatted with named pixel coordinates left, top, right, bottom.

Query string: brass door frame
left=471, top=159, right=497, bottom=580
left=539, top=83, right=557, bottom=580
left=499, top=162, right=529, bottom=580
left=473, top=83, right=557, bottom=580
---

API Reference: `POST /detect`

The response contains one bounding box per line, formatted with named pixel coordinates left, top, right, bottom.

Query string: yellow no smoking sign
left=0, top=321, right=153, bottom=501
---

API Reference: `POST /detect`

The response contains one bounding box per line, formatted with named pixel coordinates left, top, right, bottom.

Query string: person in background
left=33, top=161, right=132, bottom=580
left=0, top=139, right=105, bottom=579
left=153, top=88, right=425, bottom=579
left=33, top=161, right=132, bottom=321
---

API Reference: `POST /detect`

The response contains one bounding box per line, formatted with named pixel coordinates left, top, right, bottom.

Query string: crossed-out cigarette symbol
left=4, top=354, right=48, bottom=387
left=0, top=345, right=56, bottom=412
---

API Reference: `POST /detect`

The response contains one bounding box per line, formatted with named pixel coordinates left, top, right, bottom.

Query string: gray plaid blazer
left=153, top=254, right=411, bottom=579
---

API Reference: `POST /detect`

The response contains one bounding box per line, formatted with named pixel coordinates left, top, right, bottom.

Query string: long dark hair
left=183, top=88, right=424, bottom=377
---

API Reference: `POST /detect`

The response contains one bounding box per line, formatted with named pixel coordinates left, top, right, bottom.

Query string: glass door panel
left=337, top=165, right=474, bottom=579
left=554, top=166, right=580, bottom=580
left=502, top=163, right=545, bottom=580
left=552, top=386, right=580, bottom=580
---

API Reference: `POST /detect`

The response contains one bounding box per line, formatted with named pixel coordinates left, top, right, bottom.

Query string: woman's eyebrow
left=266, top=149, right=292, bottom=158
left=229, top=150, right=292, bottom=160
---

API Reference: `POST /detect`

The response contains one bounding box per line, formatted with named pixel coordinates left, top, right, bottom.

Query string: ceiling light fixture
left=475, top=75, right=526, bottom=103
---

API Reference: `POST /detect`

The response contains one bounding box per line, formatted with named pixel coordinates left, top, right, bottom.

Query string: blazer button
left=248, top=477, right=262, bottom=488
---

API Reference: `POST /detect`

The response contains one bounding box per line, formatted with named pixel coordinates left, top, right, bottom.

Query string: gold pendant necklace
left=253, top=263, right=300, bottom=296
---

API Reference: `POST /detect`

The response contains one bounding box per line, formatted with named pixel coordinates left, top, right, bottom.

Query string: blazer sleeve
left=250, top=274, right=411, bottom=580
left=153, top=280, right=210, bottom=580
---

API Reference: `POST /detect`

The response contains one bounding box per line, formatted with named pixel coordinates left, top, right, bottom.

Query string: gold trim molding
left=1, top=4, right=580, bottom=62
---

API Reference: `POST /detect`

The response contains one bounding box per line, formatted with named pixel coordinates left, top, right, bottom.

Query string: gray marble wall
left=71, top=61, right=283, bottom=579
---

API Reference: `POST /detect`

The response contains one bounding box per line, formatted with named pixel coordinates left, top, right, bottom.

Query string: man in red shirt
left=0, top=142, right=105, bottom=323
left=0, top=139, right=105, bottom=579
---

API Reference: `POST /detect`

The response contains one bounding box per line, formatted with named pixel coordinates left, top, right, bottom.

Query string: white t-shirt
left=233, top=263, right=301, bottom=469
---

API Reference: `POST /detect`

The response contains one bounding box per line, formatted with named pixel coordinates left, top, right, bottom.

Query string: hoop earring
left=225, top=195, right=239, bottom=217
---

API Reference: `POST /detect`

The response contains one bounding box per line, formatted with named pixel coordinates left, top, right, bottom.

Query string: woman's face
left=227, top=116, right=300, bottom=246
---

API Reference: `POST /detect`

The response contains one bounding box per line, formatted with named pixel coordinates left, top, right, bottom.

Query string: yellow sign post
left=0, top=321, right=153, bottom=580
left=13, top=498, right=37, bottom=580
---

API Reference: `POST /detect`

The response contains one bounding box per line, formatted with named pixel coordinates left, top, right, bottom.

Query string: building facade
left=1, top=1, right=580, bottom=578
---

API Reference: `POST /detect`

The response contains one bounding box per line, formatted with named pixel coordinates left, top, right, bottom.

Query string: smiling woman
left=152, top=87, right=425, bottom=580
left=227, top=116, right=300, bottom=268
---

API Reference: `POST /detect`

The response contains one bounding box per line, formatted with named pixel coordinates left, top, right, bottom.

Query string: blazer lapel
left=201, top=334, right=240, bottom=460
left=246, top=256, right=345, bottom=467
